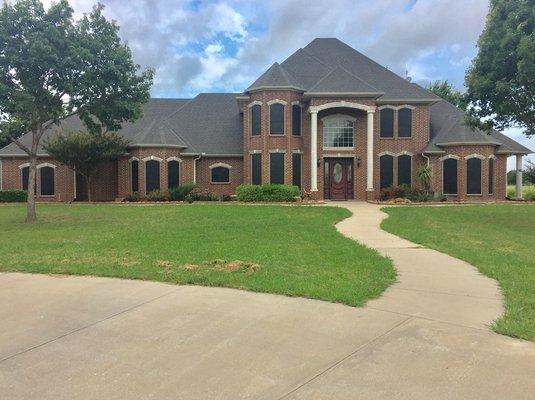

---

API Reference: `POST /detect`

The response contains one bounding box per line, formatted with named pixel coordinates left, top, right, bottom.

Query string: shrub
left=0, top=190, right=27, bottom=202
left=124, top=191, right=140, bottom=202
left=169, top=183, right=196, bottom=201
left=236, top=184, right=299, bottom=202
left=380, top=185, right=434, bottom=202
left=185, top=193, right=217, bottom=202
left=146, top=189, right=170, bottom=202
left=416, top=164, right=433, bottom=191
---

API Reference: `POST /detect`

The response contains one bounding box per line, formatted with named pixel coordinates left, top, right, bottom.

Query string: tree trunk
left=86, top=176, right=92, bottom=203
left=26, top=155, right=37, bottom=223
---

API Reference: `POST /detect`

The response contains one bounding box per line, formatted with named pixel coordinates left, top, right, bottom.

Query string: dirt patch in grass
left=156, top=259, right=261, bottom=275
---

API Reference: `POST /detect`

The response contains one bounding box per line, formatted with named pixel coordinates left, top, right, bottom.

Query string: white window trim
left=442, top=158, right=459, bottom=196
left=267, top=99, right=287, bottom=106
left=466, top=157, right=483, bottom=196
left=378, top=104, right=416, bottom=110
left=37, top=162, right=56, bottom=169
left=249, top=149, right=262, bottom=154
left=464, top=154, right=485, bottom=160
left=129, top=156, right=139, bottom=162
left=268, top=102, right=285, bottom=135
left=209, top=163, right=231, bottom=184
left=291, top=101, right=302, bottom=106
left=19, top=163, right=30, bottom=169
left=38, top=164, right=56, bottom=197
left=247, top=100, right=263, bottom=108
left=166, top=156, right=183, bottom=163
left=439, top=154, right=460, bottom=161
left=309, top=101, right=375, bottom=114
left=268, top=149, right=286, bottom=154
left=397, top=150, right=414, bottom=156
left=488, top=154, right=496, bottom=159
left=142, top=156, right=163, bottom=162
left=378, top=151, right=396, bottom=157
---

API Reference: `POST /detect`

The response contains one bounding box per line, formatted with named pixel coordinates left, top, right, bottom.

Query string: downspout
left=422, top=152, right=430, bottom=167
left=193, top=153, right=204, bottom=184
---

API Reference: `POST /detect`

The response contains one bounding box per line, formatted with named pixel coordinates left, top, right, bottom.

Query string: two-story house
left=0, top=38, right=531, bottom=201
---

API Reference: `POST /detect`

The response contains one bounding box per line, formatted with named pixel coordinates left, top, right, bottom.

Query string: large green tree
left=0, top=0, right=153, bottom=222
left=426, top=80, right=467, bottom=110
left=44, top=130, right=129, bottom=202
left=465, top=0, right=535, bottom=137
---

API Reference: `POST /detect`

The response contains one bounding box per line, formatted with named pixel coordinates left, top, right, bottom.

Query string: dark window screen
left=467, top=158, right=482, bottom=195
left=40, top=166, right=55, bottom=196
left=131, top=160, right=139, bottom=192
left=21, top=166, right=29, bottom=191
left=292, top=105, right=301, bottom=136
left=270, top=153, right=284, bottom=184
left=145, top=160, right=161, bottom=192
left=397, top=155, right=412, bottom=186
left=443, top=158, right=458, bottom=195
left=211, top=166, right=230, bottom=183
left=380, top=155, right=394, bottom=188
left=292, top=153, right=302, bottom=188
left=380, top=109, right=394, bottom=138
left=251, top=153, right=261, bottom=185
left=488, top=157, right=494, bottom=194
left=251, top=105, right=261, bottom=136
left=270, top=103, right=284, bottom=134
left=167, top=160, right=180, bottom=189
left=398, top=108, right=412, bottom=138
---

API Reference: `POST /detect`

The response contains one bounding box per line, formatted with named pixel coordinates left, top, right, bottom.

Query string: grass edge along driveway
left=0, top=203, right=396, bottom=308
left=381, top=204, right=535, bottom=341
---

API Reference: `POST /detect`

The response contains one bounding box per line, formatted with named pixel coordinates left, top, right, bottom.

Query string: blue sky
left=42, top=0, right=534, bottom=168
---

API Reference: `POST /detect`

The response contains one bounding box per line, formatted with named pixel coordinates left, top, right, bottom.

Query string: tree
left=426, top=80, right=467, bottom=110
left=465, top=0, right=535, bottom=137
left=44, top=130, right=129, bottom=202
left=524, top=160, right=535, bottom=184
left=0, top=0, right=153, bottom=222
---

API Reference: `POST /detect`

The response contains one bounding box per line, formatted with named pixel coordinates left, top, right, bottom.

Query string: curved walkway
left=0, top=202, right=534, bottom=399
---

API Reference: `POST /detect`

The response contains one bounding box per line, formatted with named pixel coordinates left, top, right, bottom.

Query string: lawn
left=0, top=203, right=395, bottom=307
left=382, top=204, right=535, bottom=341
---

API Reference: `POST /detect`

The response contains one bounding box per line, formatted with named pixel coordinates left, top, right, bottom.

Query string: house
left=0, top=38, right=531, bottom=202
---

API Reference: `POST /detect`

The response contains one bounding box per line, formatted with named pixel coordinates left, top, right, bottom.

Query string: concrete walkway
left=1, top=202, right=534, bottom=399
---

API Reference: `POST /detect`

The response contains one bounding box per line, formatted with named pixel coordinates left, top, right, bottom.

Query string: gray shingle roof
left=307, top=66, right=381, bottom=94
left=246, top=62, right=305, bottom=92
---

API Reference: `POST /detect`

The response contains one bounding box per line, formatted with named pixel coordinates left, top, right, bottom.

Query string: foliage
left=236, top=184, right=300, bottom=202
left=380, top=185, right=434, bottom=202
left=0, top=190, right=28, bottom=202
left=168, top=184, right=196, bottom=201
left=382, top=205, right=535, bottom=340
left=465, top=0, right=535, bottom=137
left=0, top=204, right=395, bottom=308
left=185, top=193, right=217, bottom=202
left=426, top=80, right=467, bottom=110
left=124, top=192, right=140, bottom=202
left=0, top=0, right=153, bottom=221
left=146, top=189, right=170, bottom=202
left=416, top=164, right=433, bottom=192
left=524, top=160, right=535, bottom=184
left=43, top=130, right=129, bottom=201
left=507, top=170, right=517, bottom=185
left=507, top=185, right=535, bottom=201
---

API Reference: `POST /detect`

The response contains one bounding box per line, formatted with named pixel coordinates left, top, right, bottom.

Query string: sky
left=39, top=0, right=534, bottom=169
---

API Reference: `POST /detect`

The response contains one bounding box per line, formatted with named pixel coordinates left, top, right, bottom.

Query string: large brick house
left=0, top=38, right=531, bottom=202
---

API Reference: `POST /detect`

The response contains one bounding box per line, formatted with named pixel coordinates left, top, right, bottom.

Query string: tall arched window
left=443, top=158, right=458, bottom=195
left=467, top=157, right=482, bottom=195
left=397, top=154, right=412, bottom=186
left=292, top=104, right=301, bottom=136
left=269, top=103, right=284, bottom=135
left=488, top=157, right=494, bottom=195
left=40, top=165, right=55, bottom=196
left=130, top=159, right=139, bottom=193
left=398, top=108, right=412, bottom=138
left=380, top=108, right=394, bottom=138
left=167, top=159, right=180, bottom=189
left=251, top=104, right=261, bottom=136
left=145, top=159, right=161, bottom=193
left=20, top=166, right=29, bottom=191
left=323, top=115, right=354, bottom=148
left=380, top=154, right=394, bottom=188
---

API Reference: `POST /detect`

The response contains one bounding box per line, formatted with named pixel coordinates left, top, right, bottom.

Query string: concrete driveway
left=1, top=203, right=534, bottom=399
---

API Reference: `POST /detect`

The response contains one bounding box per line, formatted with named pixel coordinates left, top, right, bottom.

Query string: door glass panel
left=333, top=163, right=342, bottom=183
left=347, top=164, right=352, bottom=182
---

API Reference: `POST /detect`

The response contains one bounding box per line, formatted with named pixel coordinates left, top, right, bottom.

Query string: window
left=21, top=166, right=29, bottom=191
left=145, top=159, right=160, bottom=193
left=292, top=105, right=301, bottom=136
left=270, top=153, right=284, bottom=184
left=251, top=104, right=261, bottom=136
left=488, top=157, right=494, bottom=195
left=211, top=165, right=230, bottom=183
left=167, top=160, right=180, bottom=189
left=251, top=153, right=262, bottom=185
left=380, top=154, right=394, bottom=188
left=380, top=108, right=394, bottom=138
left=131, top=160, right=139, bottom=193
left=467, top=157, right=482, bottom=195
left=269, top=103, right=284, bottom=135
left=398, top=108, right=412, bottom=138
left=397, top=155, right=412, bottom=186
left=323, top=117, right=353, bottom=148
left=443, top=158, right=458, bottom=195
left=40, top=166, right=55, bottom=196
left=292, top=153, right=302, bottom=189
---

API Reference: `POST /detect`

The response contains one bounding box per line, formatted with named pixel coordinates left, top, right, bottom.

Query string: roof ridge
left=336, top=64, right=380, bottom=91
left=160, top=119, right=198, bottom=153
left=162, top=97, right=193, bottom=120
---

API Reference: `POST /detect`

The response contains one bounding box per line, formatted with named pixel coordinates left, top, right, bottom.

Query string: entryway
left=324, top=158, right=354, bottom=200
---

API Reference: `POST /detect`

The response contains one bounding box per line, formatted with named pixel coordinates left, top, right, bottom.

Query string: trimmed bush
left=146, top=189, right=170, bottom=202
left=380, top=185, right=433, bottom=202
left=236, top=184, right=299, bottom=202
left=0, top=190, right=28, bottom=203
left=169, top=183, right=196, bottom=201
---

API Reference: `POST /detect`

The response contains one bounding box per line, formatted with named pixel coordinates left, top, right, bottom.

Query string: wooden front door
left=324, top=158, right=354, bottom=200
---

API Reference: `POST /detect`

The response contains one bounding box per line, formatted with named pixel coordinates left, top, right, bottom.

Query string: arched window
left=292, top=104, right=301, bottom=136
left=397, top=154, right=412, bottom=186
left=145, top=159, right=161, bottom=193
left=210, top=163, right=231, bottom=183
left=270, top=153, right=284, bottom=184
left=251, top=104, right=261, bottom=136
left=380, top=108, right=394, bottom=138
left=380, top=154, right=394, bottom=188
left=292, top=152, right=302, bottom=188
left=167, top=160, right=180, bottom=189
left=488, top=157, right=494, bottom=195
left=20, top=166, right=29, bottom=191
left=251, top=153, right=262, bottom=185
left=323, top=115, right=354, bottom=148
left=443, top=158, right=458, bottom=195
left=40, top=166, right=55, bottom=196
left=130, top=159, right=139, bottom=193
left=467, top=157, right=482, bottom=195
left=398, top=108, right=412, bottom=138
left=269, top=103, right=284, bottom=135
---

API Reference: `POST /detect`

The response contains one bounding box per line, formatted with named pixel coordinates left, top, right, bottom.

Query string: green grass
left=382, top=204, right=535, bottom=341
left=507, top=185, right=535, bottom=200
left=0, top=203, right=395, bottom=307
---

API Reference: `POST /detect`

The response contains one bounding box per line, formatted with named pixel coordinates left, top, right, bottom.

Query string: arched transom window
left=322, top=115, right=354, bottom=148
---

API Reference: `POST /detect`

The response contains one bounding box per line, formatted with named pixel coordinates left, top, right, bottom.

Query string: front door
left=324, top=158, right=353, bottom=200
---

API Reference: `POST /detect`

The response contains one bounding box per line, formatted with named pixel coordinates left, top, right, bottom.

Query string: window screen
left=380, top=155, right=394, bottom=188
left=467, top=158, right=482, bottom=195
left=251, top=153, right=261, bottom=185
left=292, top=153, right=302, bottom=189
left=211, top=166, right=230, bottom=183
left=145, top=160, right=161, bottom=193
left=131, top=160, right=139, bottom=192
left=167, top=160, right=180, bottom=189
left=40, top=166, right=55, bottom=196
left=380, top=109, right=394, bottom=138
left=270, top=153, right=284, bottom=184
left=397, top=155, right=412, bottom=186
left=398, top=108, right=412, bottom=138
left=270, top=103, right=284, bottom=134
left=443, top=158, right=458, bottom=195
left=251, top=105, right=261, bottom=136
left=292, top=105, right=301, bottom=136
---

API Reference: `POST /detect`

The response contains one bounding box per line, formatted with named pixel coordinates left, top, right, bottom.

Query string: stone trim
left=320, top=113, right=357, bottom=123
left=309, top=100, right=375, bottom=114
left=249, top=150, right=262, bottom=154
left=464, top=154, right=485, bottom=160
left=166, top=156, right=183, bottom=163
left=247, top=100, right=263, bottom=108
left=209, top=162, right=232, bottom=170
left=37, top=162, right=56, bottom=169
left=268, top=149, right=286, bottom=154
left=378, top=151, right=396, bottom=157
left=378, top=104, right=416, bottom=110
left=18, top=163, right=30, bottom=169
left=142, top=156, right=163, bottom=162
left=267, top=99, right=288, bottom=106
left=439, top=154, right=460, bottom=161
